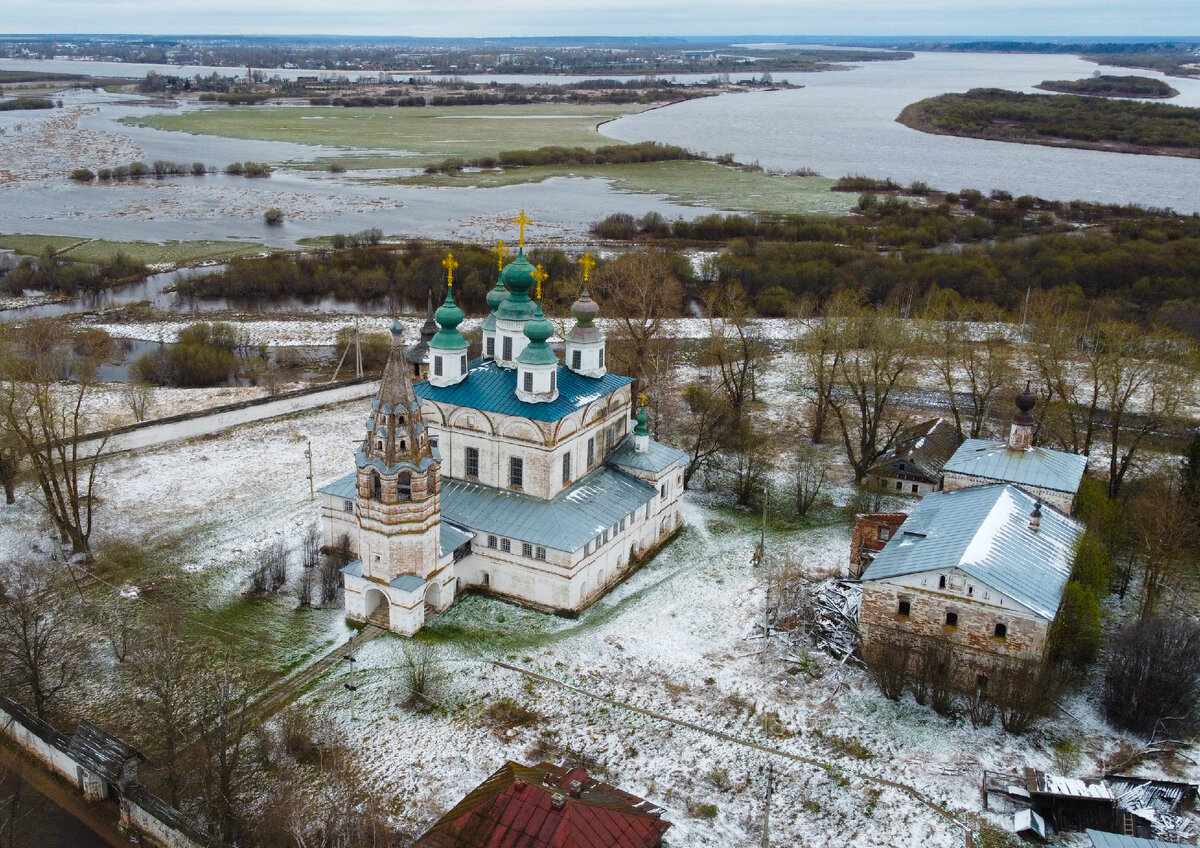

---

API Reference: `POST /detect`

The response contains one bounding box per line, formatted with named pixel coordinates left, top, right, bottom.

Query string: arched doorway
left=424, top=581, right=441, bottom=621
left=363, top=587, right=389, bottom=627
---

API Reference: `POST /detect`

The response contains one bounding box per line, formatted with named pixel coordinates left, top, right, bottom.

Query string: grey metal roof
left=390, top=574, right=424, bottom=592
left=1088, top=829, right=1190, bottom=848
left=861, top=484, right=1082, bottom=620
left=414, top=358, right=632, bottom=422
left=319, top=474, right=357, bottom=500
left=442, top=466, right=657, bottom=553
left=341, top=558, right=363, bottom=578
left=607, top=434, right=688, bottom=475
left=943, top=438, right=1087, bottom=494
left=440, top=523, right=474, bottom=556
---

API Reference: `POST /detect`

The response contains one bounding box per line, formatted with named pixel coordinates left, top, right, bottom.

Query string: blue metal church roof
left=414, top=359, right=631, bottom=422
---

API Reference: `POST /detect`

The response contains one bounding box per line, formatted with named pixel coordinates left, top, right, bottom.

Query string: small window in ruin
left=945, top=611, right=958, bottom=628
left=911, top=484, right=919, bottom=494
left=994, top=622, right=1007, bottom=640
left=895, top=481, right=902, bottom=491
left=878, top=527, right=891, bottom=541
left=976, top=674, right=989, bottom=691
left=897, top=600, right=910, bottom=617
left=938, top=575, right=947, bottom=589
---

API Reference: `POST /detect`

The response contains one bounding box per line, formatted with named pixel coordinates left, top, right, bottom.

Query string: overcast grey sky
left=4, top=0, right=1196, bottom=38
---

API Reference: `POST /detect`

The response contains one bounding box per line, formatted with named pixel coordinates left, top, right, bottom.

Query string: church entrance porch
left=364, top=587, right=390, bottom=629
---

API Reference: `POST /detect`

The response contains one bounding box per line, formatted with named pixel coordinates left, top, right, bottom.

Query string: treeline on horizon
left=898, top=88, right=1200, bottom=154
left=155, top=194, right=1200, bottom=338
left=423, top=141, right=701, bottom=174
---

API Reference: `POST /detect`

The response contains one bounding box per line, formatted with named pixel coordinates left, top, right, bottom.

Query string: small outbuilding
left=866, top=417, right=963, bottom=497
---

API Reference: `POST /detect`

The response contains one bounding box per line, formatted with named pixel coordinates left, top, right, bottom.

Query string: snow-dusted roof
left=861, top=484, right=1082, bottom=620
left=442, top=466, right=657, bottom=554
left=1087, top=830, right=1190, bottom=848
left=943, top=438, right=1087, bottom=495
left=607, top=434, right=688, bottom=475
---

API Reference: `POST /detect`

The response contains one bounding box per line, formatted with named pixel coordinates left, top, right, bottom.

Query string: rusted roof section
left=868, top=417, right=963, bottom=483
left=66, top=720, right=143, bottom=783
left=412, top=761, right=670, bottom=848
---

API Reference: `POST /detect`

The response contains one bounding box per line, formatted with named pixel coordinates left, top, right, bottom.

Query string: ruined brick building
left=318, top=224, right=686, bottom=636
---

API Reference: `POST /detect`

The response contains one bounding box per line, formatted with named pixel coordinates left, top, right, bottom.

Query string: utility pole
left=304, top=437, right=314, bottom=499
left=761, top=763, right=774, bottom=848
left=354, top=317, right=363, bottom=379
left=342, top=637, right=357, bottom=692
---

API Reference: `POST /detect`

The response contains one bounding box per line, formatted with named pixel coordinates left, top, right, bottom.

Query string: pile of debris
left=805, top=579, right=861, bottom=661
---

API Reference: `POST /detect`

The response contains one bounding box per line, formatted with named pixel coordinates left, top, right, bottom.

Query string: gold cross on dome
left=512, top=209, right=532, bottom=249
left=493, top=239, right=507, bottom=272
left=530, top=264, right=548, bottom=301
left=639, top=392, right=648, bottom=408
left=579, top=252, right=596, bottom=283
left=442, top=252, right=458, bottom=288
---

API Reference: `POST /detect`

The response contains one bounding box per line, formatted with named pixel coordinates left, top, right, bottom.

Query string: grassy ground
left=121, top=104, right=642, bottom=168
left=399, top=160, right=855, bottom=215
left=0, top=234, right=269, bottom=264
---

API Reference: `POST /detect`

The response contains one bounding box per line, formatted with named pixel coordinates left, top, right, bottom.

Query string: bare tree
left=399, top=641, right=445, bottom=713
left=826, top=306, right=916, bottom=482
left=0, top=561, right=87, bottom=721
left=670, top=383, right=733, bottom=489
left=589, top=249, right=683, bottom=400
left=797, top=289, right=861, bottom=444
left=1127, top=474, right=1198, bottom=617
left=702, top=282, right=768, bottom=410
left=130, top=613, right=197, bottom=807
left=1103, top=615, right=1200, bottom=739
left=121, top=381, right=154, bottom=423
left=196, top=668, right=252, bottom=842
left=919, top=293, right=1015, bottom=440
left=1026, top=295, right=1102, bottom=455
left=0, top=424, right=21, bottom=506
left=1094, top=322, right=1192, bottom=498
left=721, top=417, right=770, bottom=507
left=0, top=324, right=107, bottom=558
left=792, top=443, right=828, bottom=518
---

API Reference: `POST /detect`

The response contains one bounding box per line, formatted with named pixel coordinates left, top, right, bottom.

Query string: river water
left=1, top=51, right=1198, bottom=249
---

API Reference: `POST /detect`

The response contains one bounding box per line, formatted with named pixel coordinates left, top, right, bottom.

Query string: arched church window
left=398, top=472, right=411, bottom=500
left=399, top=439, right=407, bottom=451
left=371, top=472, right=382, bottom=500
left=376, top=440, right=384, bottom=452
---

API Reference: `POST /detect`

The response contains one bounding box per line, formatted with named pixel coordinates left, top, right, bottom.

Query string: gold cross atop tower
left=639, top=392, right=648, bottom=408
left=493, top=239, right=507, bottom=272
left=579, top=252, right=596, bottom=283
left=512, top=209, right=532, bottom=250
left=442, top=251, right=458, bottom=288
left=530, top=264, right=548, bottom=301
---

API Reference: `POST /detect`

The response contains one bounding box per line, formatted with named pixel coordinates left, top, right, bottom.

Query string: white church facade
left=317, top=227, right=687, bottom=636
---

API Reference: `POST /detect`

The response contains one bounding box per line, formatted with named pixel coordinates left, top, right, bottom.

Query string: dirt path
left=491, top=659, right=975, bottom=848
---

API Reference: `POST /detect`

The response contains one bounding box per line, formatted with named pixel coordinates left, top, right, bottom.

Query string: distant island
left=1035, top=74, right=1179, bottom=99
left=897, top=87, right=1200, bottom=159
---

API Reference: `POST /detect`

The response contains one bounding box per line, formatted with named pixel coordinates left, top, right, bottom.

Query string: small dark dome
left=1016, top=381, right=1036, bottom=414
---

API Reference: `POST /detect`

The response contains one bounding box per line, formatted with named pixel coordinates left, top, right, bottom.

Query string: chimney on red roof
left=551, top=793, right=566, bottom=809
left=569, top=780, right=583, bottom=797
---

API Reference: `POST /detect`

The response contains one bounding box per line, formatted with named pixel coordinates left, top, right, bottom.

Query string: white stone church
left=317, top=229, right=687, bottom=636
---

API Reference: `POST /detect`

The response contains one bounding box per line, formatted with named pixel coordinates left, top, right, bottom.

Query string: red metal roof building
left=411, top=761, right=671, bottom=848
